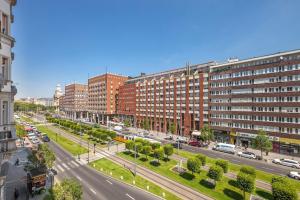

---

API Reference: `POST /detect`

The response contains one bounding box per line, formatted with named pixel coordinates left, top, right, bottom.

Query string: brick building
left=209, top=50, right=300, bottom=155
left=117, top=82, right=136, bottom=123
left=88, top=73, right=128, bottom=124
left=118, top=63, right=213, bottom=135
left=64, top=83, right=88, bottom=120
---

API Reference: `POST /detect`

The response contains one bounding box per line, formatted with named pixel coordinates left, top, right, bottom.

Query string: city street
left=48, top=141, right=160, bottom=200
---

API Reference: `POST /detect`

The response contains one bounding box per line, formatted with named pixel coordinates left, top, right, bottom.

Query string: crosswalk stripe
left=56, top=157, right=62, bottom=162
left=62, top=163, right=70, bottom=170
left=71, top=161, right=80, bottom=167
left=56, top=164, right=64, bottom=172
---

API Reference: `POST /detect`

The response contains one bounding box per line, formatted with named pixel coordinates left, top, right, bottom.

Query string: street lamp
left=87, top=137, right=90, bottom=163
left=134, top=137, right=137, bottom=176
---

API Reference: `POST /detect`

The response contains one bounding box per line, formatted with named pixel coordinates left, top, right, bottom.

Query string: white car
left=237, top=151, right=256, bottom=159
left=273, top=158, right=300, bottom=169
left=288, top=171, right=300, bottom=180
left=32, top=138, right=40, bottom=144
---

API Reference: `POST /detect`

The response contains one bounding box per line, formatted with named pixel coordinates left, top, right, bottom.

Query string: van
left=213, top=143, right=236, bottom=154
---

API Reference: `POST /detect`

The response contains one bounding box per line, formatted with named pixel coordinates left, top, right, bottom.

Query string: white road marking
left=76, top=175, right=82, bottom=181
left=90, top=188, right=96, bottom=194
left=261, top=167, right=274, bottom=171
left=71, top=160, right=80, bottom=167
left=231, top=159, right=241, bottom=163
left=126, top=193, right=135, bottom=200
left=62, top=163, right=70, bottom=170
left=106, top=180, right=113, bottom=185
left=56, top=164, right=64, bottom=172
left=56, top=157, right=62, bottom=162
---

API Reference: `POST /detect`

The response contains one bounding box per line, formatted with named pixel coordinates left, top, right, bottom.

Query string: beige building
left=0, top=0, right=17, bottom=155
left=88, top=73, right=128, bottom=124
left=64, top=83, right=88, bottom=120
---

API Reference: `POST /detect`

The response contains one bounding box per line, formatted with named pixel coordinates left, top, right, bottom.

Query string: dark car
left=172, top=142, right=183, bottom=149
left=42, top=136, right=50, bottom=142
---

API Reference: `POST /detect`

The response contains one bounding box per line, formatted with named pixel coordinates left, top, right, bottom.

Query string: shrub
left=195, top=154, right=206, bottom=166
left=207, top=165, right=223, bottom=187
left=135, top=142, right=143, bottom=155
left=271, top=176, right=289, bottom=184
left=125, top=140, right=134, bottom=151
left=240, top=165, right=256, bottom=178
left=215, top=159, right=229, bottom=173
left=151, top=143, right=161, bottom=150
left=237, top=172, right=255, bottom=200
left=272, top=181, right=298, bottom=200
left=142, top=146, right=152, bottom=159
left=163, top=144, right=174, bottom=159
left=187, top=158, right=201, bottom=174
left=153, top=148, right=164, bottom=163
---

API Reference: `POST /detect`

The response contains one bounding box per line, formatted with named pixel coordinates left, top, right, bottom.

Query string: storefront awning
left=280, top=137, right=300, bottom=145
left=192, top=131, right=201, bottom=136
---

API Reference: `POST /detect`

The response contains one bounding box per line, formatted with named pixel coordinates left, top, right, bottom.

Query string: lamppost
left=87, top=137, right=90, bottom=163
left=78, top=130, right=82, bottom=161
left=134, top=137, right=137, bottom=176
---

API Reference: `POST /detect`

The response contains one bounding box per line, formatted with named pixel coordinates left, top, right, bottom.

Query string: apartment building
left=209, top=50, right=300, bottom=156
left=119, top=63, right=212, bottom=136
left=88, top=73, right=128, bottom=124
left=64, top=83, right=88, bottom=120
left=0, top=0, right=17, bottom=157
left=58, top=95, right=65, bottom=112
left=117, top=82, right=136, bottom=123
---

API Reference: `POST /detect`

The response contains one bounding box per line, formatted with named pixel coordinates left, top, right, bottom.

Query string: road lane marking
left=76, top=175, right=82, bottom=181
left=261, top=167, right=274, bottom=171
left=231, top=159, right=241, bottom=163
left=90, top=188, right=96, bottom=194
left=62, top=163, right=70, bottom=170
left=126, top=193, right=135, bottom=200
left=106, top=180, right=113, bottom=185
left=71, top=160, right=80, bottom=167
left=56, top=164, right=64, bottom=172
left=56, top=157, right=62, bottom=162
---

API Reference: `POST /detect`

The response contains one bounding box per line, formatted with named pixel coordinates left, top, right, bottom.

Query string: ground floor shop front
left=214, top=130, right=300, bottom=157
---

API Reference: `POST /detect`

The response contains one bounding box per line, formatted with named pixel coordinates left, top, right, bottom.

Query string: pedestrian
left=14, top=188, right=19, bottom=199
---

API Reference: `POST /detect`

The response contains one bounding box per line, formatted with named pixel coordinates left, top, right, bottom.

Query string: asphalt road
left=48, top=141, right=160, bottom=200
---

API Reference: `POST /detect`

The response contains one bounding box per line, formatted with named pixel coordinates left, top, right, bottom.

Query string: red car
left=188, top=140, right=200, bottom=147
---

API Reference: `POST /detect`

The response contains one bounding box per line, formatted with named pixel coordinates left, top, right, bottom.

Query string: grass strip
left=38, top=125, right=88, bottom=156
left=89, top=158, right=180, bottom=200
left=118, top=152, right=272, bottom=200
left=177, top=149, right=300, bottom=190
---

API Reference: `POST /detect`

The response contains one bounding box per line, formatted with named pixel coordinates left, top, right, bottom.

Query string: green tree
left=135, top=142, right=143, bottom=156
left=163, top=144, right=174, bottom=160
left=52, top=178, right=83, bottom=200
left=153, top=148, right=164, bottom=163
left=215, top=159, right=229, bottom=173
left=40, top=144, right=56, bottom=169
left=207, top=165, right=223, bottom=187
left=271, top=176, right=298, bottom=200
left=187, top=158, right=201, bottom=175
left=142, top=119, right=150, bottom=131
left=200, top=125, right=214, bottom=143
left=125, top=140, right=134, bottom=152
left=123, top=119, right=131, bottom=127
left=240, top=166, right=256, bottom=178
left=195, top=154, right=206, bottom=166
left=252, top=129, right=272, bottom=159
left=168, top=122, right=176, bottom=134
left=151, top=142, right=161, bottom=150
left=236, top=172, right=255, bottom=200
left=142, top=146, right=152, bottom=159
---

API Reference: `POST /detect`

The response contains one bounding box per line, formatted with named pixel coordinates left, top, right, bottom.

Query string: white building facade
left=0, top=0, right=17, bottom=158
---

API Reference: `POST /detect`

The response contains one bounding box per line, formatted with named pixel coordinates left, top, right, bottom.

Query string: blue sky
left=12, top=0, right=300, bottom=98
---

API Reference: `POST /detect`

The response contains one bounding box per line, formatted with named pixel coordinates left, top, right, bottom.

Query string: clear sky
left=12, top=0, right=300, bottom=98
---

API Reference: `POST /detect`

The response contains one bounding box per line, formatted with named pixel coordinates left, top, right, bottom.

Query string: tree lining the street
left=252, top=129, right=273, bottom=159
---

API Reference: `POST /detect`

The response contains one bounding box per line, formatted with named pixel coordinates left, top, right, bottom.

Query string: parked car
left=32, top=138, right=40, bottom=144
left=172, top=142, right=182, bottom=149
left=237, top=151, right=256, bottom=159
left=42, top=136, right=50, bottom=142
left=288, top=171, right=300, bottom=180
left=188, top=140, right=200, bottom=147
left=213, top=143, right=236, bottom=154
left=273, top=159, right=300, bottom=169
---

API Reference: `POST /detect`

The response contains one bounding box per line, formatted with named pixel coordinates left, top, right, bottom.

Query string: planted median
left=38, top=125, right=88, bottom=156
left=89, top=158, right=180, bottom=200
left=118, top=140, right=273, bottom=200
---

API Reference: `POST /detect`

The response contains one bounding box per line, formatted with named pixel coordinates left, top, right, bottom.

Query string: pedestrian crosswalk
left=54, top=159, right=83, bottom=173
